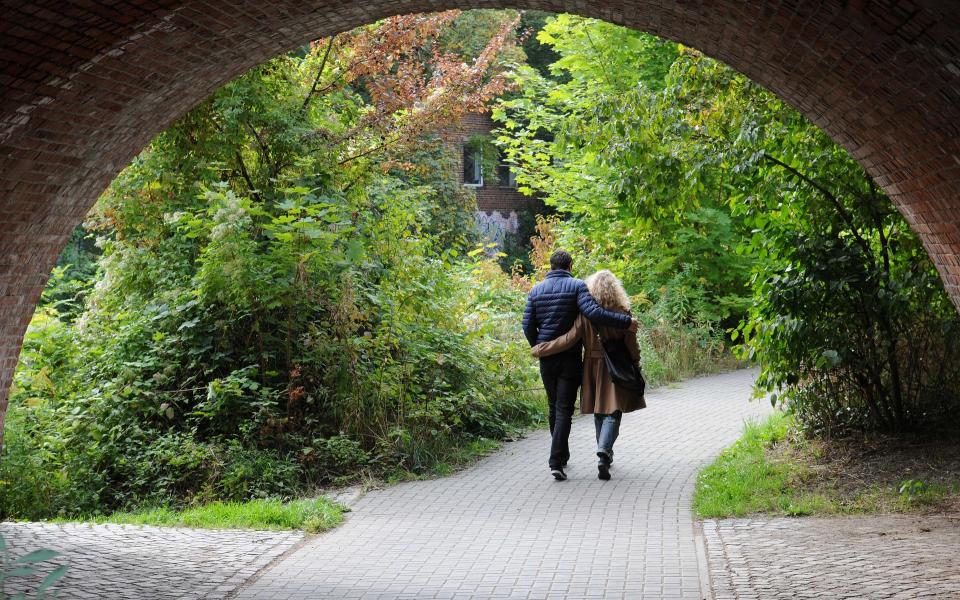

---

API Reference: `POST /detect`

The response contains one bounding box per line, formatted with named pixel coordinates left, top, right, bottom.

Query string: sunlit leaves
left=4, top=13, right=541, bottom=520
left=494, top=17, right=749, bottom=321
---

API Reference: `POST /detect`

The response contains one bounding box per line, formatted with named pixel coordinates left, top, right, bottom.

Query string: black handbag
left=599, top=335, right=646, bottom=396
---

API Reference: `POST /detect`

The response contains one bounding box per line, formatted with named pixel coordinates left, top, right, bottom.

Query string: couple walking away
left=523, top=250, right=646, bottom=481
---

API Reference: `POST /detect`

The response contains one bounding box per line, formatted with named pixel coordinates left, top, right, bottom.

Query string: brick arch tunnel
left=2, top=1, right=960, bottom=433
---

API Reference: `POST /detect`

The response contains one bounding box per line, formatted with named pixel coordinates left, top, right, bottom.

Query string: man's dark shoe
left=598, top=464, right=611, bottom=480
left=551, top=468, right=567, bottom=481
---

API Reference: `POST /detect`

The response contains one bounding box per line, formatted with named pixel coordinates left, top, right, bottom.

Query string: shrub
left=736, top=150, right=960, bottom=433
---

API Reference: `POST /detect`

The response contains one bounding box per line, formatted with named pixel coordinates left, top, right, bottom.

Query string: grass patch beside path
left=695, top=412, right=960, bottom=518
left=694, top=412, right=833, bottom=518
left=382, top=436, right=505, bottom=485
left=55, top=497, right=344, bottom=534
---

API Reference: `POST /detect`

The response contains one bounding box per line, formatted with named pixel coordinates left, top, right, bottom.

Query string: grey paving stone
left=236, top=369, right=768, bottom=599
left=704, top=515, right=960, bottom=599
left=0, top=522, right=302, bottom=599
left=8, top=369, right=837, bottom=599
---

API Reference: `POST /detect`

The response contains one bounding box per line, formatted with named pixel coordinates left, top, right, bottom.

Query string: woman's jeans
left=594, top=411, right=622, bottom=465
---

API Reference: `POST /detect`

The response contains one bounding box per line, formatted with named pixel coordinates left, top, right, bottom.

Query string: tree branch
left=243, top=121, right=274, bottom=176
left=338, top=143, right=386, bottom=167
left=303, top=51, right=377, bottom=101
left=583, top=26, right=617, bottom=91
left=763, top=153, right=873, bottom=258
left=301, top=36, right=337, bottom=114
left=234, top=151, right=263, bottom=202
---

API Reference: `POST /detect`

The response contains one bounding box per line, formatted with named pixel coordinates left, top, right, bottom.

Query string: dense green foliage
left=1, top=14, right=543, bottom=520
left=498, top=14, right=960, bottom=431
left=722, top=87, right=960, bottom=431
left=498, top=17, right=750, bottom=321
left=629, top=48, right=960, bottom=432
left=6, top=10, right=959, bottom=525
left=497, top=15, right=747, bottom=381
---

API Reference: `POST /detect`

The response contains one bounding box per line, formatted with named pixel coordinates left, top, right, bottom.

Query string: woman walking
left=531, top=270, right=645, bottom=480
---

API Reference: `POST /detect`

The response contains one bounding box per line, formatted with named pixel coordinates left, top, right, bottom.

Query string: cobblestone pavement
left=704, top=515, right=960, bottom=599
left=8, top=370, right=959, bottom=599
left=0, top=522, right=302, bottom=599
left=237, top=369, right=768, bottom=600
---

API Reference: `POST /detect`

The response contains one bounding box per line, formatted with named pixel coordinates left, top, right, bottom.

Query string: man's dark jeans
left=539, top=352, right=582, bottom=470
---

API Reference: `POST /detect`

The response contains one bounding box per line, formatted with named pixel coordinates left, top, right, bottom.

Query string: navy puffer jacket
left=522, top=270, right=631, bottom=348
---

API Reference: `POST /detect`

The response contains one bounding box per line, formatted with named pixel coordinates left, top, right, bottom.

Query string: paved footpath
left=6, top=369, right=959, bottom=598
left=0, top=522, right=302, bottom=600
left=237, top=369, right=769, bottom=600
left=705, top=515, right=960, bottom=599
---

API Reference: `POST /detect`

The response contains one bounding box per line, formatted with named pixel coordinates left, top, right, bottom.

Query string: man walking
left=522, top=250, right=638, bottom=480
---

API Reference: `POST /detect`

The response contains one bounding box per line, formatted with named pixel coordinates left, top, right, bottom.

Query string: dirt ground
left=769, top=429, right=960, bottom=514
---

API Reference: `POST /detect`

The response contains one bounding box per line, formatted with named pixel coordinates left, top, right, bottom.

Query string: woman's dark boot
left=597, top=463, right=611, bottom=480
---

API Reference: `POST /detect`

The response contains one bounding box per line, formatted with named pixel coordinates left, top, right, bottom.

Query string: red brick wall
left=444, top=111, right=541, bottom=216
left=3, top=1, right=960, bottom=435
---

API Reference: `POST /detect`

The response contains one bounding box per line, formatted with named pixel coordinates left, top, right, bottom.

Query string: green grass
left=54, top=497, right=344, bottom=534
left=430, top=437, right=502, bottom=475
left=383, top=436, right=504, bottom=485
left=694, top=412, right=833, bottom=518
left=891, top=479, right=952, bottom=508
left=695, top=412, right=960, bottom=518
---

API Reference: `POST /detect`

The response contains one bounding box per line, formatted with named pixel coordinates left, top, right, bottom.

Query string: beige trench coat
left=532, top=314, right=646, bottom=415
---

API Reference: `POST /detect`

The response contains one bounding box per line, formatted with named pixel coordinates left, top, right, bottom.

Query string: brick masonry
left=445, top=110, right=544, bottom=247
left=445, top=111, right=540, bottom=215
left=2, top=1, right=960, bottom=436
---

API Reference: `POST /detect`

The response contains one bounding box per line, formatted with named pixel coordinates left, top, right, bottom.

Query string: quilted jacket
left=522, top=270, right=631, bottom=348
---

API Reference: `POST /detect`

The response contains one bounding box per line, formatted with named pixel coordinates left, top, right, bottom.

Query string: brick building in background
left=446, top=112, right=543, bottom=248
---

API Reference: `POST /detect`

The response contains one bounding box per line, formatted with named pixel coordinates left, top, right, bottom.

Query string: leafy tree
left=625, top=48, right=960, bottom=432
left=498, top=15, right=960, bottom=432
left=495, top=15, right=748, bottom=325
left=516, top=11, right=563, bottom=79
left=1, top=12, right=542, bottom=519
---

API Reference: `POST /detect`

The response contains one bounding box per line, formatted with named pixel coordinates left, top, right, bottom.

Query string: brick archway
left=2, top=1, right=960, bottom=429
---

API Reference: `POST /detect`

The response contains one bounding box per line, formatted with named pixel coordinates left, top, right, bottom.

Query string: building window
left=463, top=146, right=483, bottom=187
left=496, top=161, right=517, bottom=188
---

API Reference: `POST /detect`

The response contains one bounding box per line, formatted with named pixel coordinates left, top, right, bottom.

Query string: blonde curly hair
left=585, top=270, right=631, bottom=313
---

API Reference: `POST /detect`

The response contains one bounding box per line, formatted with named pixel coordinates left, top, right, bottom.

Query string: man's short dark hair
left=550, top=249, right=573, bottom=271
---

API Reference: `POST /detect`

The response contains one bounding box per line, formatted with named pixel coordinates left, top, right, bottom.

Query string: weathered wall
left=445, top=110, right=541, bottom=245
left=2, top=1, right=960, bottom=432
left=447, top=111, right=538, bottom=213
